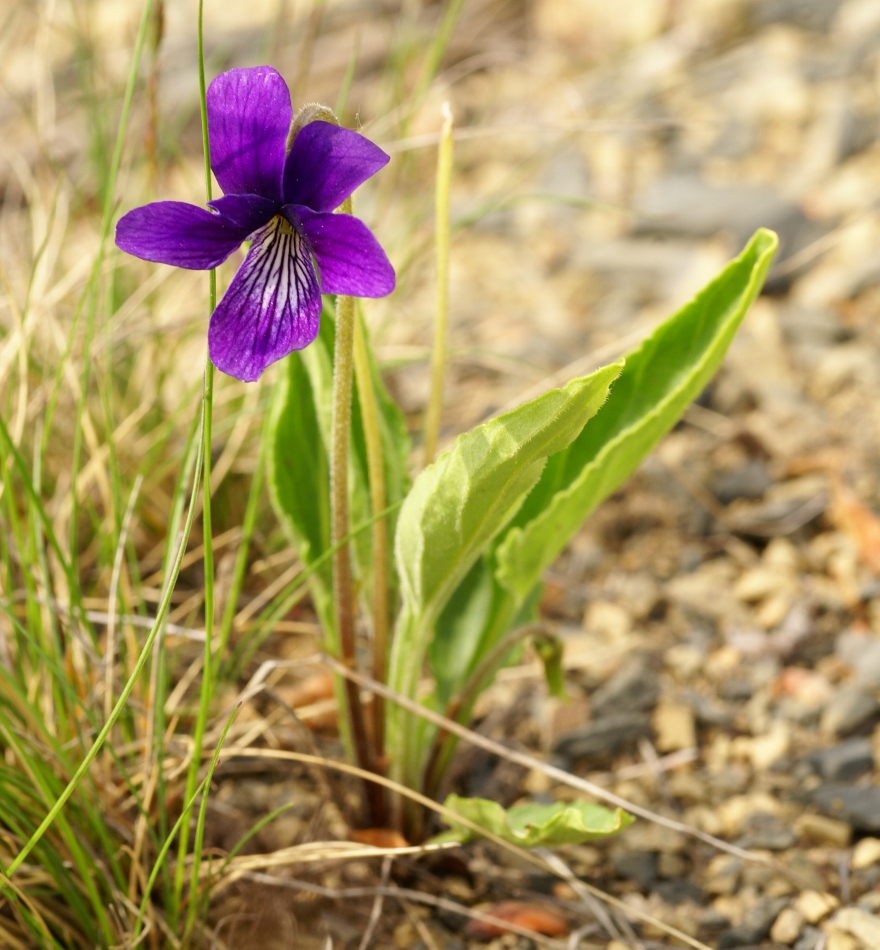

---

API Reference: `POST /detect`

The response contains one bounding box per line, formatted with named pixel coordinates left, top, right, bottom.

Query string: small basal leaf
left=533, top=632, right=567, bottom=701
left=436, top=794, right=633, bottom=847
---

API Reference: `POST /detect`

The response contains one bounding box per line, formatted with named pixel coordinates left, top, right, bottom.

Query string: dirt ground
left=4, top=0, right=880, bottom=947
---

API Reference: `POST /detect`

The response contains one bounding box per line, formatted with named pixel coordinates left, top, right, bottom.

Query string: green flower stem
left=422, top=102, right=453, bottom=466
left=352, top=308, right=389, bottom=766
left=331, top=278, right=384, bottom=824
left=176, top=0, right=217, bottom=925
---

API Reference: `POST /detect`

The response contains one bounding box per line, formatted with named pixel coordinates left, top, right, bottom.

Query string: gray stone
left=711, top=460, right=773, bottom=505
left=735, top=812, right=799, bottom=852
left=809, top=738, right=874, bottom=781
left=717, top=897, right=790, bottom=949
left=553, top=712, right=652, bottom=761
left=654, top=879, right=704, bottom=906
left=820, top=684, right=880, bottom=736
left=721, top=679, right=754, bottom=702
left=793, top=927, right=823, bottom=950
left=685, top=689, right=734, bottom=727
left=591, top=655, right=660, bottom=718
left=612, top=849, right=658, bottom=889
left=748, top=0, right=844, bottom=31
left=836, top=631, right=880, bottom=690
left=811, top=784, right=880, bottom=833
left=632, top=175, right=830, bottom=291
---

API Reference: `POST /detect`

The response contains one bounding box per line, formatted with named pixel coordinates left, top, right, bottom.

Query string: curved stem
left=422, top=623, right=550, bottom=804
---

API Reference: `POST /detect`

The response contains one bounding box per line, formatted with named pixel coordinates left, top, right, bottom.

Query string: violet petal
left=115, top=200, right=253, bottom=269
left=207, top=194, right=278, bottom=234
left=283, top=122, right=389, bottom=213
left=208, top=216, right=321, bottom=382
left=207, top=67, right=291, bottom=203
left=288, top=205, right=395, bottom=298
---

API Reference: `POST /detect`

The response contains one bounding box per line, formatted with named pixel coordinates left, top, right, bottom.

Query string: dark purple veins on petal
left=283, top=121, right=390, bottom=213
left=115, top=201, right=254, bottom=270
left=207, top=67, right=292, bottom=203
left=208, top=216, right=322, bottom=382
left=287, top=205, right=396, bottom=298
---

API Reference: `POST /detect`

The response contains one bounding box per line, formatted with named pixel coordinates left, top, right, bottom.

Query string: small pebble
left=809, top=737, right=875, bottom=781
left=833, top=907, right=880, bottom=947
left=851, top=836, right=880, bottom=869
left=820, top=684, right=880, bottom=737
left=812, top=783, right=880, bottom=832
left=771, top=906, right=805, bottom=945
left=794, top=926, right=824, bottom=950
left=794, top=813, right=852, bottom=848
left=705, top=854, right=742, bottom=896
left=825, top=929, right=859, bottom=950
left=794, top=890, right=839, bottom=924
left=653, top=698, right=697, bottom=751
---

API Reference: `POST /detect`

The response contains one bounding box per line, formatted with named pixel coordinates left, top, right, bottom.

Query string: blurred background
left=2, top=0, right=880, bottom=946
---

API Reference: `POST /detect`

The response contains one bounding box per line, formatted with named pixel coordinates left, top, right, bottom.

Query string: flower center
left=273, top=214, right=296, bottom=236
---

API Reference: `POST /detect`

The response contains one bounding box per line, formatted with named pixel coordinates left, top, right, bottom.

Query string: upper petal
left=208, top=216, right=322, bottom=382
left=115, top=200, right=257, bottom=269
left=208, top=67, right=291, bottom=202
left=283, top=122, right=389, bottom=212
left=288, top=205, right=395, bottom=298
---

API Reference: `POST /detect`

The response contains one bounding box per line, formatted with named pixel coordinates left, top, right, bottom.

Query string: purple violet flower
left=116, top=66, right=395, bottom=382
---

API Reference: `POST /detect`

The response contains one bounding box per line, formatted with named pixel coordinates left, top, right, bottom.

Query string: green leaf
left=496, top=228, right=778, bottom=600
left=394, top=362, right=623, bottom=628
left=435, top=794, right=633, bottom=847
left=387, top=364, right=621, bottom=795
left=267, top=302, right=411, bottom=639
left=267, top=344, right=334, bottom=634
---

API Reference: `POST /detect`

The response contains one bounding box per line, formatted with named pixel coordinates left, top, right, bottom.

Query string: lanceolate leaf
left=394, top=363, right=623, bottom=626
left=435, top=794, right=633, bottom=847
left=267, top=342, right=334, bottom=634
left=387, top=364, right=621, bottom=793
left=496, top=228, right=778, bottom=600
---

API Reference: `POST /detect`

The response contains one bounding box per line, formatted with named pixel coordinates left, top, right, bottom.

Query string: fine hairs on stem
left=352, top=307, right=390, bottom=766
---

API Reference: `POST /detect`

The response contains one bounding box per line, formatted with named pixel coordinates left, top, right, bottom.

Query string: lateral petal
left=283, top=121, right=389, bottom=213
left=288, top=206, right=395, bottom=298
left=208, top=216, right=322, bottom=382
left=207, top=66, right=291, bottom=202
left=115, top=200, right=254, bottom=269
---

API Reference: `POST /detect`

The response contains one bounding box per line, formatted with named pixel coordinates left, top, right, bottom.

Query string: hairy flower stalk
left=292, top=106, right=385, bottom=824
left=115, top=69, right=395, bottom=825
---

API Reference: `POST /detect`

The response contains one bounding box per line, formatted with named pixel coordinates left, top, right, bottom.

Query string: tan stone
left=833, top=907, right=880, bottom=948
left=794, top=889, right=839, bottom=924
left=748, top=721, right=791, bottom=770
left=653, top=699, right=697, bottom=752
left=852, top=836, right=880, bottom=870
left=825, top=929, right=859, bottom=950
left=583, top=600, right=631, bottom=641
left=705, top=854, right=742, bottom=896
left=770, top=907, right=805, bottom=945
left=795, top=814, right=852, bottom=848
